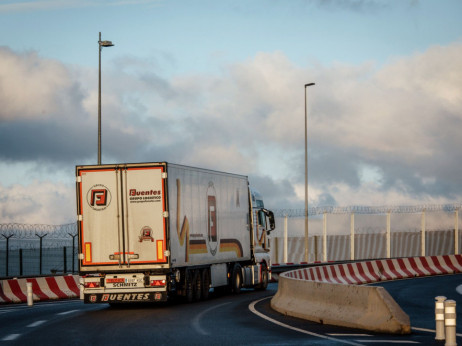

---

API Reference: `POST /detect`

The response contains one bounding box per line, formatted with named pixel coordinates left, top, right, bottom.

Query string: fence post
left=19, top=248, right=23, bottom=276
left=274, top=237, right=279, bottom=264
left=314, top=235, right=318, bottom=262
left=421, top=209, right=426, bottom=257
left=63, top=246, right=67, bottom=274
left=36, top=233, right=48, bottom=275
left=386, top=211, right=391, bottom=258
left=2, top=234, right=14, bottom=277
left=350, top=213, right=355, bottom=261
left=283, top=215, right=288, bottom=264
left=323, top=212, right=327, bottom=262
left=69, top=233, right=78, bottom=273
left=455, top=209, right=459, bottom=255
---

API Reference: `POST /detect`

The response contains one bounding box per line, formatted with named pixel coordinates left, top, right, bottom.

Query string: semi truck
left=76, top=162, right=275, bottom=303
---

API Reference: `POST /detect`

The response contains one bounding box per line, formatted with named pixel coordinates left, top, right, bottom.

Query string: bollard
left=436, top=296, right=447, bottom=340
left=79, top=277, right=84, bottom=300
left=26, top=282, right=33, bottom=306
left=445, top=299, right=457, bottom=346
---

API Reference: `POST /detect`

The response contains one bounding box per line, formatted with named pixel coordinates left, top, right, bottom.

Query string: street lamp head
left=100, top=40, right=114, bottom=47
left=305, top=83, right=315, bottom=88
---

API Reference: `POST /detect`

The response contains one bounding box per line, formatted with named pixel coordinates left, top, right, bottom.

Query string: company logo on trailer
left=129, top=189, right=161, bottom=196
left=87, top=184, right=112, bottom=211
left=139, top=226, right=154, bottom=242
left=207, top=181, right=218, bottom=256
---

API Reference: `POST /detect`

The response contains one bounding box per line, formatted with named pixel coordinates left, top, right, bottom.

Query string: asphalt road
left=371, top=273, right=462, bottom=332
left=1, top=276, right=461, bottom=345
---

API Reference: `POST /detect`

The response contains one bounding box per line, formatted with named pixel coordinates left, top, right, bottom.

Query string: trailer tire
left=193, top=270, right=202, bottom=301
left=231, top=264, right=242, bottom=294
left=201, top=269, right=210, bottom=300
left=256, top=263, right=268, bottom=291
left=185, top=270, right=194, bottom=303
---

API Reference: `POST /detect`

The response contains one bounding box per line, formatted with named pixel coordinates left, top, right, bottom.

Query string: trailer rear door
left=77, top=163, right=168, bottom=271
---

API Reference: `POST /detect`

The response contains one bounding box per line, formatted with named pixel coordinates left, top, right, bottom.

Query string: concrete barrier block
left=271, top=274, right=411, bottom=334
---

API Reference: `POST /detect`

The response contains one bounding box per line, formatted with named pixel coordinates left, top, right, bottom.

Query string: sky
left=1, top=0, right=462, bottom=225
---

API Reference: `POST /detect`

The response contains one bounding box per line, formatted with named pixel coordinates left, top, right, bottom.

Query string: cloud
left=0, top=0, right=159, bottom=13
left=0, top=47, right=79, bottom=121
left=312, top=0, right=391, bottom=13
left=1, top=42, right=462, bottom=223
left=307, top=43, right=462, bottom=200
left=0, top=181, right=74, bottom=224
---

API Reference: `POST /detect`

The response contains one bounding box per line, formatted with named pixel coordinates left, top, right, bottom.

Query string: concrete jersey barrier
left=272, top=274, right=411, bottom=334
left=271, top=255, right=462, bottom=334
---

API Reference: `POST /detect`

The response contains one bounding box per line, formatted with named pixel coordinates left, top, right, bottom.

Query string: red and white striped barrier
left=283, top=255, right=462, bottom=285
left=0, top=275, right=80, bottom=304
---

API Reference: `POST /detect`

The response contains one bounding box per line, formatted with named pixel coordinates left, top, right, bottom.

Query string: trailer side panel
left=167, top=164, right=251, bottom=268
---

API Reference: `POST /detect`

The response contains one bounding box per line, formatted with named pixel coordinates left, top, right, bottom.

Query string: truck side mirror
left=267, top=211, right=275, bottom=232
left=261, top=208, right=275, bottom=233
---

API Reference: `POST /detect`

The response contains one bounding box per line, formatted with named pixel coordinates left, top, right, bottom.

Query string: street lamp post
left=304, top=82, right=315, bottom=263
left=98, top=32, right=114, bottom=165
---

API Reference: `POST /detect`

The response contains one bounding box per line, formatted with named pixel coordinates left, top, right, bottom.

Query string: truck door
left=77, top=164, right=167, bottom=269
left=122, top=166, right=167, bottom=264
left=78, top=167, right=122, bottom=266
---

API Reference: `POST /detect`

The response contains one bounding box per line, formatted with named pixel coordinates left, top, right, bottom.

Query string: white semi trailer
left=76, top=162, right=275, bottom=303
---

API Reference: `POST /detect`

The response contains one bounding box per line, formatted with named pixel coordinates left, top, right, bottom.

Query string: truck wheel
left=201, top=269, right=210, bottom=300
left=257, top=264, right=268, bottom=291
left=193, top=270, right=202, bottom=301
left=185, top=270, right=194, bottom=303
left=232, top=264, right=242, bottom=294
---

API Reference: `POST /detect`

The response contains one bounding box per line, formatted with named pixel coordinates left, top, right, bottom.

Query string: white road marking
left=248, top=296, right=364, bottom=346
left=33, top=300, right=81, bottom=306
left=0, top=300, right=80, bottom=312
left=192, top=302, right=231, bottom=335
left=412, top=327, right=434, bottom=333
left=357, top=341, right=419, bottom=344
left=57, top=309, right=79, bottom=315
left=2, top=334, right=20, bottom=341
left=329, top=333, right=372, bottom=337
left=27, top=320, right=47, bottom=328
left=456, top=284, right=462, bottom=295
left=412, top=326, right=462, bottom=337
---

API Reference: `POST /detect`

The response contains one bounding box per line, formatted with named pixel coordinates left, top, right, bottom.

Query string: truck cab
left=249, top=188, right=275, bottom=286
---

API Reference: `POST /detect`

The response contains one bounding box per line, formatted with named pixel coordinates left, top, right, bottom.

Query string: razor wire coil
left=273, top=204, right=462, bottom=217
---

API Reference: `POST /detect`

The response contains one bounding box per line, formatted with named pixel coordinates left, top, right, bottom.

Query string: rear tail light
left=150, top=279, right=166, bottom=287
left=84, top=280, right=102, bottom=288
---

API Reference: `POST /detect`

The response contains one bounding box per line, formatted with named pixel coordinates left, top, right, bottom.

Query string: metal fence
left=0, top=223, right=78, bottom=278
left=271, top=204, right=461, bottom=264
left=1, top=204, right=461, bottom=278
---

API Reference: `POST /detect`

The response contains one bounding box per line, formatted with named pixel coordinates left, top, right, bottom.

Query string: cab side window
left=258, top=210, right=266, bottom=228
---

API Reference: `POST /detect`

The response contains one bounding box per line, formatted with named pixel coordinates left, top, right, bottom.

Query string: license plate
left=105, top=275, right=144, bottom=288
